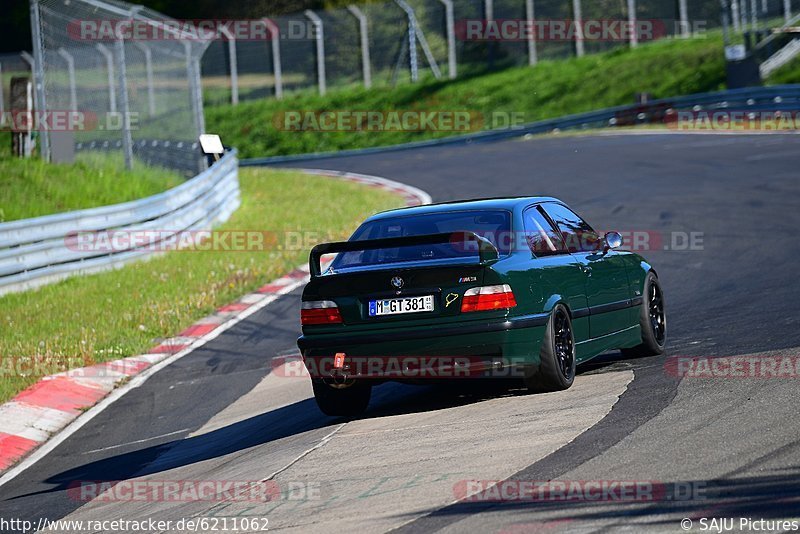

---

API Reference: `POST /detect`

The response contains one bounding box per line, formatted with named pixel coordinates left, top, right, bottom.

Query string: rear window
left=331, top=210, right=512, bottom=270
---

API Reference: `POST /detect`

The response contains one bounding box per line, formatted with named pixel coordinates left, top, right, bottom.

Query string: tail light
left=461, top=284, right=517, bottom=312
left=301, top=300, right=343, bottom=325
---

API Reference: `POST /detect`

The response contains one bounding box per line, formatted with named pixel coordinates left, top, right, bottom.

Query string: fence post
left=28, top=0, right=50, bottom=161
left=57, top=48, right=77, bottom=112
left=219, top=26, right=239, bottom=105
left=95, top=44, right=117, bottom=113
left=263, top=19, right=283, bottom=99
left=785, top=0, right=792, bottom=23
left=133, top=43, right=155, bottom=116
left=678, top=0, right=690, bottom=36
left=572, top=0, right=585, bottom=57
left=0, top=63, right=4, bottom=127
left=395, top=0, right=419, bottom=81
left=525, top=0, right=537, bottom=65
left=112, top=28, right=133, bottom=170
left=720, top=0, right=731, bottom=45
left=113, top=34, right=133, bottom=170
left=19, top=52, right=37, bottom=119
left=347, top=5, right=372, bottom=88
left=731, top=0, right=741, bottom=32
left=627, top=0, right=638, bottom=47
left=193, top=55, right=205, bottom=135
left=438, top=0, right=457, bottom=77
left=740, top=0, right=748, bottom=31
left=10, top=78, right=34, bottom=157
left=305, top=10, right=327, bottom=95
left=185, top=42, right=205, bottom=138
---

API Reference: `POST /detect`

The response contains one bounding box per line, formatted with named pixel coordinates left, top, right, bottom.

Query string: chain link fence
left=29, top=0, right=213, bottom=175
left=24, top=0, right=798, bottom=163
left=202, top=0, right=789, bottom=106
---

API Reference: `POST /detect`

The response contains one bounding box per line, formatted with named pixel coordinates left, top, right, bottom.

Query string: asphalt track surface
left=1, top=132, right=800, bottom=533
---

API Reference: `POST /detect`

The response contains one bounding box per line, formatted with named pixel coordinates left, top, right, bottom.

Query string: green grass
left=0, top=168, right=403, bottom=402
left=0, top=138, right=183, bottom=222
left=766, top=55, right=800, bottom=85
left=206, top=36, right=728, bottom=159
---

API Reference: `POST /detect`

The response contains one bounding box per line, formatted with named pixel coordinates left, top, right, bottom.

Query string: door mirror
left=604, top=231, right=623, bottom=251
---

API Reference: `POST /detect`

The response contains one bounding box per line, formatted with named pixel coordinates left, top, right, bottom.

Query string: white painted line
left=82, top=427, right=191, bottom=455
left=260, top=423, right=347, bottom=483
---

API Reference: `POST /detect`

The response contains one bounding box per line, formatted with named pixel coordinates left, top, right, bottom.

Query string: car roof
left=365, top=196, right=563, bottom=222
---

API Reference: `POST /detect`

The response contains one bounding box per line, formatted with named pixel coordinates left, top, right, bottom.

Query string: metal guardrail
left=242, top=84, right=800, bottom=166
left=0, top=150, right=240, bottom=296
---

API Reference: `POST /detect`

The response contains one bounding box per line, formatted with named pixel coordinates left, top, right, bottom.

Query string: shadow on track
left=389, top=468, right=800, bottom=531
left=9, top=352, right=631, bottom=501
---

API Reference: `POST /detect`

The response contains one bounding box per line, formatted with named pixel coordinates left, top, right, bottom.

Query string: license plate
left=368, top=295, right=434, bottom=317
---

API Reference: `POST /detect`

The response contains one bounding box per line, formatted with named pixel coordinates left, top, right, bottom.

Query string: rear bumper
left=297, top=313, right=549, bottom=381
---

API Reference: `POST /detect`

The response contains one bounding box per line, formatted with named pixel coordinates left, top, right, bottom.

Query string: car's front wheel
left=621, top=272, right=666, bottom=357
left=524, top=304, right=576, bottom=392
left=311, top=379, right=371, bottom=417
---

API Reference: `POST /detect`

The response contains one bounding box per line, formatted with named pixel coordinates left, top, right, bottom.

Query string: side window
left=541, top=203, right=601, bottom=253
left=523, top=206, right=565, bottom=256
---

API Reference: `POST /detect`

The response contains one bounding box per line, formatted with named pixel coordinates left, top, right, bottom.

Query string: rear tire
left=524, top=304, right=576, bottom=392
left=311, top=379, right=371, bottom=417
left=621, top=272, right=666, bottom=358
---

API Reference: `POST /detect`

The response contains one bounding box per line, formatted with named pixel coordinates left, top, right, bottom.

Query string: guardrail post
left=525, top=0, right=537, bottom=65
left=627, top=0, right=638, bottom=47
left=114, top=32, right=134, bottom=170
left=95, top=44, right=117, bottom=113
left=305, top=10, right=327, bottom=95
left=263, top=19, right=283, bottom=99
left=219, top=26, right=239, bottom=105
left=572, top=0, right=585, bottom=57
left=785, top=0, right=793, bottom=23
left=28, top=0, right=50, bottom=161
left=57, top=48, right=77, bottom=112
left=347, top=5, right=372, bottom=88
left=133, top=43, right=155, bottom=116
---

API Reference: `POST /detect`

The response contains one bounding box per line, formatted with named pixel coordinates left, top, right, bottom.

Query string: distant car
left=297, top=197, right=666, bottom=416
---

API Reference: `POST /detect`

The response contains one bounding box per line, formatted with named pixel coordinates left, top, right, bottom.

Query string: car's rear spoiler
left=309, top=231, right=499, bottom=277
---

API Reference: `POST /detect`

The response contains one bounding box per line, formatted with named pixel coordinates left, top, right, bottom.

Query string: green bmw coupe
left=297, top=197, right=666, bottom=416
